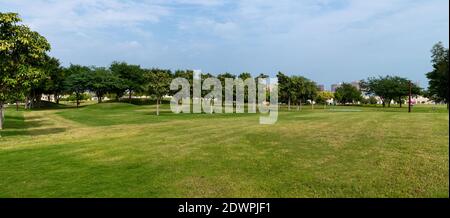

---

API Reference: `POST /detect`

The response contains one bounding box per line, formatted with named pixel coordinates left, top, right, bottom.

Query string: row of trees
left=277, top=72, right=319, bottom=110
left=2, top=12, right=449, bottom=130
left=277, top=72, right=426, bottom=108
left=426, top=42, right=449, bottom=108
left=1, top=13, right=51, bottom=129
left=360, top=76, right=421, bottom=107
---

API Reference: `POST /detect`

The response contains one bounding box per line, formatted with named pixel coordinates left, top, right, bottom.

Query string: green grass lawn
left=0, top=103, right=448, bottom=197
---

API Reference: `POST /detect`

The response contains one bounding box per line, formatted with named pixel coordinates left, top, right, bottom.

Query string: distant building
left=331, top=83, right=341, bottom=92
left=351, top=80, right=361, bottom=90
left=331, top=81, right=360, bottom=92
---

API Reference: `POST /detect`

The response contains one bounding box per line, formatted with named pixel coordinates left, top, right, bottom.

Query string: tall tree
left=334, top=83, right=362, bottom=104
left=426, top=42, right=449, bottom=108
left=64, top=65, right=91, bottom=108
left=42, top=56, right=64, bottom=104
left=110, top=61, right=144, bottom=102
left=144, top=69, right=173, bottom=115
left=291, top=76, right=305, bottom=110
left=174, top=70, right=194, bottom=98
left=87, top=67, right=122, bottom=103
left=304, top=80, right=318, bottom=109
left=277, top=72, right=292, bottom=110
left=217, top=72, right=236, bottom=103
left=0, top=12, right=50, bottom=129
left=238, top=72, right=252, bottom=102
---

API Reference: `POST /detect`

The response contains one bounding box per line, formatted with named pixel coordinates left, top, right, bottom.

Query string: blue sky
left=1, top=0, right=448, bottom=89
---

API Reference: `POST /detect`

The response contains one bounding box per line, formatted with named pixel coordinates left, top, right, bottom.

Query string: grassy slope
left=0, top=103, right=448, bottom=197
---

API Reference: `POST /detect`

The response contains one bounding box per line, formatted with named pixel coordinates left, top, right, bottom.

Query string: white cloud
left=1, top=0, right=447, bottom=86
left=2, top=0, right=170, bottom=32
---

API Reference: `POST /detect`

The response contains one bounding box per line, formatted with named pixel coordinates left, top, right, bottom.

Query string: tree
left=218, top=72, right=236, bottom=104
left=64, top=65, right=91, bottom=108
left=238, top=72, right=252, bottom=102
left=1, top=12, right=50, bottom=130
left=316, top=91, right=334, bottom=108
left=144, top=69, right=173, bottom=115
left=392, top=77, right=421, bottom=108
left=42, top=56, right=65, bottom=104
left=86, top=67, right=122, bottom=103
left=255, top=73, right=270, bottom=103
left=304, top=80, right=318, bottom=109
left=361, top=76, right=421, bottom=107
left=238, top=72, right=251, bottom=80
left=426, top=42, right=449, bottom=108
left=174, top=70, right=194, bottom=98
left=277, top=72, right=293, bottom=110
left=110, top=61, right=144, bottom=102
left=334, top=83, right=362, bottom=104
left=289, top=76, right=317, bottom=110
left=368, top=96, right=378, bottom=104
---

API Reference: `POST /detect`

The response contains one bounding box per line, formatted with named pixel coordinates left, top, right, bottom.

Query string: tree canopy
left=144, top=69, right=173, bottom=115
left=334, top=83, right=362, bottom=104
left=426, top=42, right=449, bottom=108
left=1, top=12, right=51, bottom=129
left=360, top=76, right=421, bottom=107
left=110, top=61, right=145, bottom=101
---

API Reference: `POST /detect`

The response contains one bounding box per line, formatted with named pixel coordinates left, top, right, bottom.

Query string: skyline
left=0, top=0, right=448, bottom=88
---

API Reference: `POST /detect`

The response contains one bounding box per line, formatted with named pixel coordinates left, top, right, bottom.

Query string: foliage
left=334, top=83, right=362, bottom=104
left=109, top=61, right=144, bottom=100
left=86, top=67, right=123, bottom=103
left=62, top=93, right=92, bottom=102
left=426, top=42, right=449, bottom=107
left=277, top=72, right=318, bottom=109
left=41, top=56, right=65, bottom=104
left=361, top=76, right=421, bottom=107
left=316, top=91, right=334, bottom=104
left=64, top=65, right=91, bottom=107
left=144, top=69, right=173, bottom=115
left=0, top=12, right=50, bottom=128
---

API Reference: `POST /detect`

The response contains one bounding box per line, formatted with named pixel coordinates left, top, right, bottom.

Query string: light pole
left=408, top=81, right=412, bottom=113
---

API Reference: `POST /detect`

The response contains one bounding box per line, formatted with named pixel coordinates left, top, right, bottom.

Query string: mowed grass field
left=0, top=103, right=448, bottom=197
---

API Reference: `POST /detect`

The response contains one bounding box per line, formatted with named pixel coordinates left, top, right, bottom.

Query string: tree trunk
left=76, top=93, right=80, bottom=108
left=156, top=97, right=160, bottom=116
left=129, top=91, right=132, bottom=103
left=311, top=101, right=314, bottom=110
left=98, top=92, right=102, bottom=103
left=399, top=98, right=402, bottom=108
left=0, top=103, right=4, bottom=130
left=16, top=101, right=19, bottom=111
left=288, top=97, right=291, bottom=111
left=300, top=100, right=302, bottom=111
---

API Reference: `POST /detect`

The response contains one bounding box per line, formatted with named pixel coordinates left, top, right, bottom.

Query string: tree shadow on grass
left=4, top=115, right=51, bottom=129
left=1, top=127, right=66, bottom=137
left=1, top=114, right=66, bottom=138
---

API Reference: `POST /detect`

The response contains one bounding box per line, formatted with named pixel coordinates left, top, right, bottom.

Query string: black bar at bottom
left=0, top=198, right=448, bottom=217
